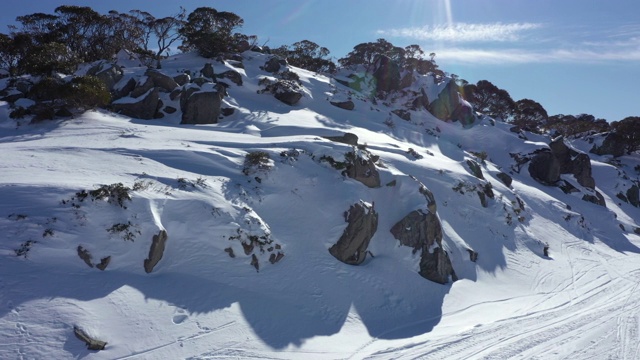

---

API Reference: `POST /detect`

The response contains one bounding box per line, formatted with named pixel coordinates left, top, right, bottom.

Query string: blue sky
left=1, top=0, right=638, bottom=121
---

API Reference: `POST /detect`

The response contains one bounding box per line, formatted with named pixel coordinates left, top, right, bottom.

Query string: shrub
left=243, top=151, right=271, bottom=175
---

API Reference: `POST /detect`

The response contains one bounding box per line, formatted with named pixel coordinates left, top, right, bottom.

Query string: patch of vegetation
left=8, top=213, right=28, bottom=220
left=243, top=151, right=271, bottom=175
left=177, top=176, right=207, bottom=189
left=319, top=155, right=347, bottom=170
left=87, top=183, right=132, bottom=208
left=15, top=240, right=37, bottom=258
left=470, top=150, right=489, bottom=163
left=42, top=229, right=54, bottom=237
left=106, top=222, right=140, bottom=241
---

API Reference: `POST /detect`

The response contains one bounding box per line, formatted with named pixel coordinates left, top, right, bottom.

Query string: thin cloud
left=435, top=47, right=640, bottom=65
left=377, top=22, right=541, bottom=42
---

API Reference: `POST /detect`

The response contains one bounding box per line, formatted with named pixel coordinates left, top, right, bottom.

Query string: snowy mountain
left=1, top=50, right=640, bottom=359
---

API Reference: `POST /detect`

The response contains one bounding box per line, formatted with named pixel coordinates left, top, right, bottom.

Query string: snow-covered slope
left=1, top=51, right=639, bottom=359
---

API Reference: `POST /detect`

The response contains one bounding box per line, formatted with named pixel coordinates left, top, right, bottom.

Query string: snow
left=1, top=51, right=639, bottom=359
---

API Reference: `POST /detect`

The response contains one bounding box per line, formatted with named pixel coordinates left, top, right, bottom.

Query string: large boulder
left=144, top=230, right=168, bottom=273
left=419, top=247, right=458, bottom=284
left=590, top=132, right=626, bottom=157
left=428, top=79, right=475, bottom=127
left=390, top=210, right=442, bottom=253
left=627, top=185, right=639, bottom=207
left=201, top=63, right=216, bottom=80
left=259, top=79, right=303, bottom=106
left=180, top=87, right=223, bottom=124
left=329, top=202, right=378, bottom=265
left=263, top=56, right=287, bottom=73
left=550, top=136, right=595, bottom=188
left=218, top=70, right=243, bottom=86
left=345, top=152, right=381, bottom=188
left=330, top=100, right=355, bottom=111
left=112, top=88, right=160, bottom=120
left=145, top=69, right=178, bottom=92
left=324, top=132, right=358, bottom=146
left=74, top=326, right=107, bottom=351
left=87, top=62, right=123, bottom=91
left=528, top=149, right=560, bottom=185
left=372, top=55, right=401, bottom=94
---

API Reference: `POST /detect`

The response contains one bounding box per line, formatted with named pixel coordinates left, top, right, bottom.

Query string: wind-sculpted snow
left=0, top=51, right=639, bottom=359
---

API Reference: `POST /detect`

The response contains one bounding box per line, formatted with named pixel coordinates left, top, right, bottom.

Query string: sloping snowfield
left=1, top=51, right=639, bottom=359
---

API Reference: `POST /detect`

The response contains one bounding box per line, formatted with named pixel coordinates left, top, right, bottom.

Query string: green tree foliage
left=272, top=40, right=336, bottom=73
left=512, top=99, right=548, bottom=133
left=547, top=114, right=610, bottom=137
left=462, top=80, right=515, bottom=121
left=610, top=116, right=640, bottom=154
left=178, top=7, right=244, bottom=57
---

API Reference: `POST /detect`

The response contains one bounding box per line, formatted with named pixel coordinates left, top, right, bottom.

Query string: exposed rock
left=130, top=77, right=154, bottom=98
left=477, top=191, right=488, bottom=208
left=419, top=247, right=458, bottom=284
left=497, top=172, right=513, bottom=187
left=144, top=230, right=168, bottom=273
left=77, top=246, right=93, bottom=268
left=201, top=63, right=216, bottom=80
left=250, top=254, right=259, bottom=271
left=173, top=73, right=190, bottom=86
left=221, top=107, right=235, bottom=116
left=55, top=107, right=73, bottom=118
left=263, top=56, right=287, bottom=73
left=112, top=88, right=160, bottom=120
left=218, top=70, right=243, bottom=86
left=590, top=132, right=625, bottom=157
left=224, top=247, right=236, bottom=258
left=269, top=252, right=285, bottom=264
left=466, top=159, right=484, bottom=179
left=170, top=89, right=181, bottom=101
left=180, top=89, right=222, bottom=125
left=273, top=83, right=303, bottom=105
left=467, top=249, right=478, bottom=262
left=145, top=69, right=178, bottom=92
left=74, top=326, right=107, bottom=351
left=329, top=201, right=378, bottom=265
left=324, top=132, right=358, bottom=146
left=372, top=55, right=400, bottom=94
left=390, top=210, right=442, bottom=253
left=96, top=256, right=111, bottom=271
left=345, top=152, right=381, bottom=188
left=582, top=191, right=606, bottom=207
left=14, top=79, right=32, bottom=94
left=163, top=106, right=177, bottom=114
left=628, top=185, right=640, bottom=207
left=191, top=77, right=210, bottom=87
left=410, top=175, right=437, bottom=214
left=528, top=149, right=560, bottom=185
left=428, top=79, right=475, bottom=127
left=0, top=89, right=25, bottom=103
left=550, top=136, right=595, bottom=189
left=391, top=109, right=411, bottom=121
left=330, top=100, right=355, bottom=111
left=87, top=62, right=123, bottom=91
left=113, top=77, right=136, bottom=99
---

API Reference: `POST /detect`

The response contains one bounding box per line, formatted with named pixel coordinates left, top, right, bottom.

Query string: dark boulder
left=113, top=77, right=137, bottom=100
left=77, top=246, right=93, bottom=268
left=466, top=159, right=484, bottom=179
left=345, top=152, right=381, bottom=188
left=96, top=256, right=111, bottom=271
left=330, top=100, right=355, bottom=111
left=390, top=210, right=442, bottom=253
left=218, top=70, right=243, bottom=86
left=410, top=175, right=437, bottom=214
left=201, top=63, right=216, bottom=80
left=329, top=202, right=378, bottom=265
left=145, top=69, right=178, bottom=92
left=419, top=247, right=458, bottom=284
left=112, top=88, right=160, bottom=120
left=74, top=326, right=107, bottom=351
left=528, top=149, right=560, bottom=185
left=324, top=132, right=358, bottom=146
left=180, top=89, right=223, bottom=125
left=550, top=136, right=595, bottom=189
left=582, top=191, right=606, bottom=207
left=590, top=132, right=626, bottom=157
left=87, top=62, right=123, bottom=91
left=263, top=56, right=287, bottom=73
left=372, top=55, right=401, bottom=94
left=130, top=76, right=154, bottom=98
left=144, top=230, right=167, bottom=273
left=391, top=109, right=411, bottom=121
left=627, top=185, right=640, bottom=207
left=274, top=86, right=303, bottom=105
left=497, top=172, right=513, bottom=187
left=428, top=79, right=475, bottom=127
left=173, top=73, right=190, bottom=86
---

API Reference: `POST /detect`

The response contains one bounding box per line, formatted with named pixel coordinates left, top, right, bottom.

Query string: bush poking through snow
left=15, top=240, right=37, bottom=258
left=243, top=151, right=271, bottom=175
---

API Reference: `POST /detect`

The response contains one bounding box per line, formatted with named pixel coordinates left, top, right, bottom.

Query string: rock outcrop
left=87, top=62, right=123, bottom=92
left=428, top=79, right=476, bottom=127
left=330, top=100, right=355, bottom=111
left=345, top=152, right=381, bottom=188
left=263, top=56, right=287, bottom=73
left=180, top=86, right=223, bottom=124
left=329, top=202, right=378, bottom=265
left=144, top=230, right=168, bottom=273
left=390, top=180, right=457, bottom=284
left=528, top=149, right=560, bottom=185
left=112, top=88, right=160, bottom=120
left=74, top=326, right=107, bottom=351
left=372, top=55, right=400, bottom=94
left=590, top=132, right=626, bottom=157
